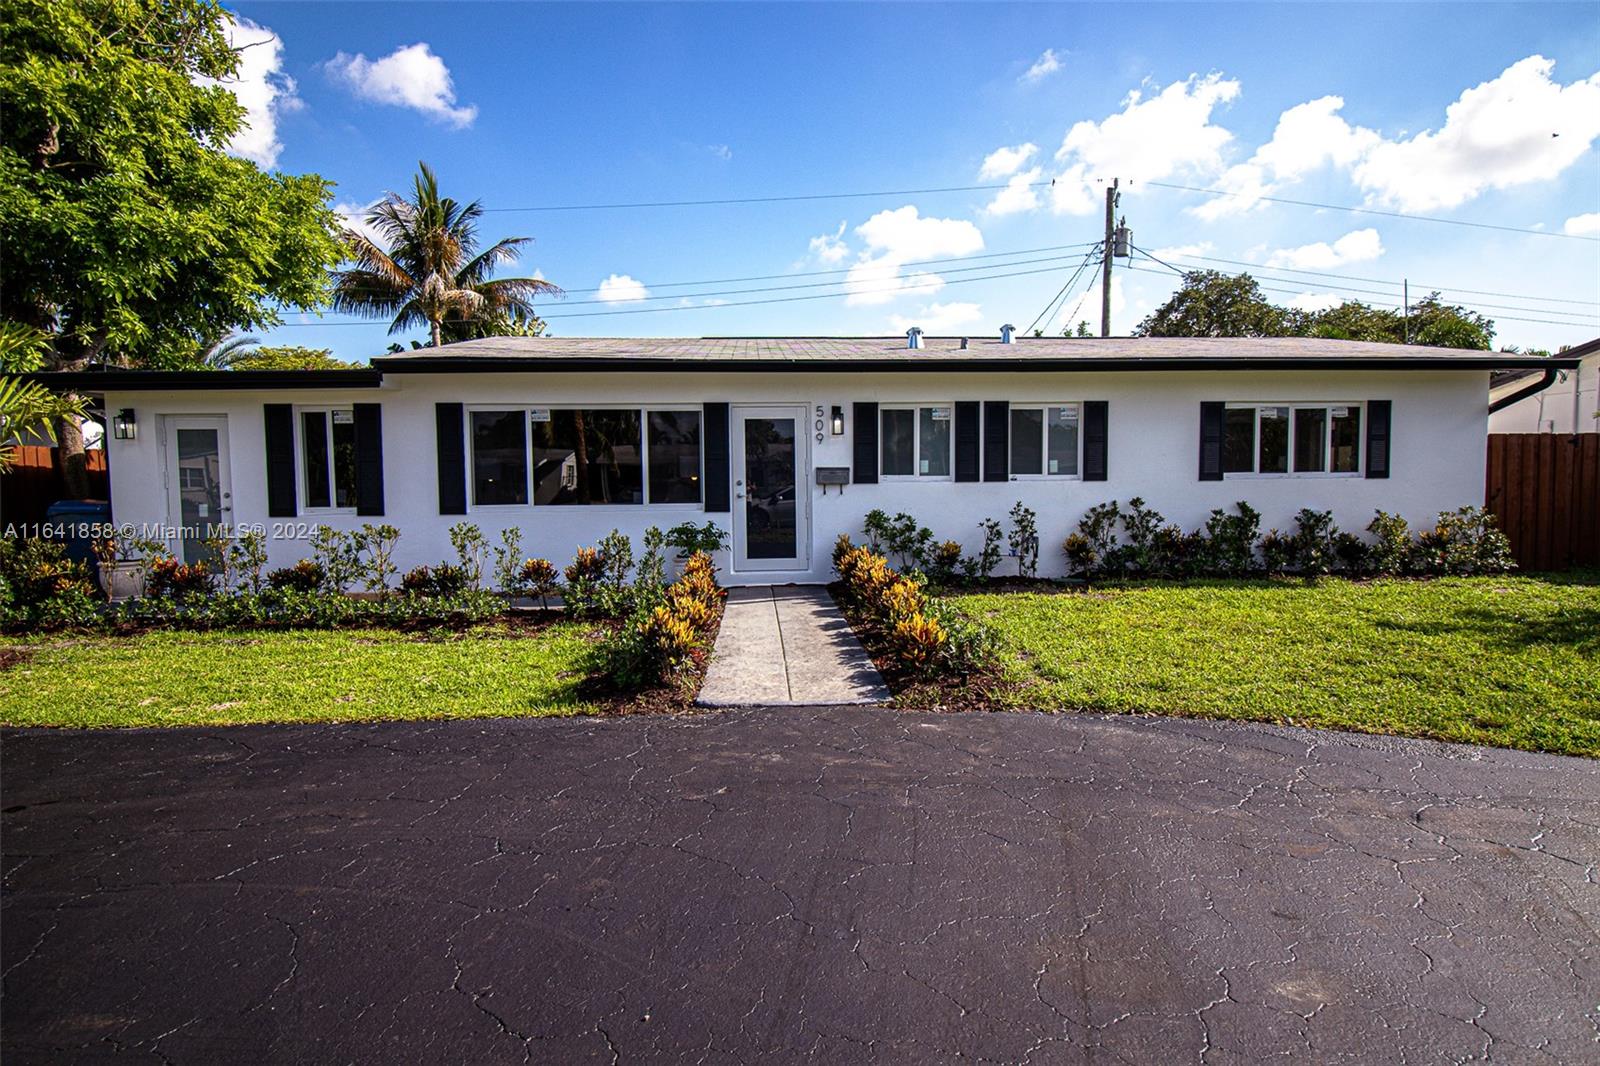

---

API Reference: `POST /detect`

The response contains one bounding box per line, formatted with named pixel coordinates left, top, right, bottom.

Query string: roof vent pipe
left=1000, top=324, right=1016, bottom=344
left=960, top=337, right=969, bottom=350
left=906, top=327, right=923, bottom=350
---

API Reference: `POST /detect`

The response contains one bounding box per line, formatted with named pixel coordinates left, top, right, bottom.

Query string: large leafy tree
left=227, top=345, right=361, bottom=371
left=1136, top=271, right=1495, bottom=350
left=0, top=323, right=85, bottom=472
left=0, top=0, right=345, bottom=492
left=332, top=162, right=561, bottom=348
left=1134, top=271, right=1289, bottom=338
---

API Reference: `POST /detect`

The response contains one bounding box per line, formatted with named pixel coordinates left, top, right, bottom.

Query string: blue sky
left=222, top=2, right=1600, bottom=360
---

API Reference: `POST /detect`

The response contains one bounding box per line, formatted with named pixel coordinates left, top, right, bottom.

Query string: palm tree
left=331, top=162, right=560, bottom=348
left=199, top=331, right=260, bottom=369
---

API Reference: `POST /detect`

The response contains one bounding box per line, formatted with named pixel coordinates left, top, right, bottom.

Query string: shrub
left=665, top=521, right=728, bottom=557
left=0, top=538, right=96, bottom=607
left=964, top=518, right=1004, bottom=581
left=1064, top=501, right=1122, bottom=578
left=1197, top=502, right=1261, bottom=577
left=1260, top=530, right=1294, bottom=574
left=268, top=559, right=324, bottom=593
left=1008, top=502, right=1039, bottom=578
left=353, top=524, right=401, bottom=592
left=636, top=526, right=668, bottom=601
left=229, top=530, right=270, bottom=593
left=1414, top=507, right=1515, bottom=576
left=925, top=540, right=964, bottom=584
left=400, top=564, right=469, bottom=597
left=1367, top=511, right=1414, bottom=575
left=863, top=510, right=934, bottom=570
left=517, top=558, right=560, bottom=609
left=146, top=557, right=216, bottom=599
left=309, top=526, right=361, bottom=592
left=448, top=522, right=488, bottom=587
left=890, top=611, right=947, bottom=671
left=1333, top=532, right=1371, bottom=575
left=599, top=550, right=725, bottom=690
left=492, top=527, right=525, bottom=596
left=1288, top=508, right=1339, bottom=575
left=1115, top=497, right=1166, bottom=575
left=834, top=540, right=997, bottom=679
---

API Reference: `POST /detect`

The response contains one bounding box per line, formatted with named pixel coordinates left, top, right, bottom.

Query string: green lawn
left=0, top=623, right=601, bottom=728
left=952, top=572, right=1600, bottom=757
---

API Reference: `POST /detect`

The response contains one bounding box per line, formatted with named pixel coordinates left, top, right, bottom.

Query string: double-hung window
left=1009, top=403, right=1081, bottom=477
left=880, top=405, right=952, bottom=478
left=1223, top=403, right=1362, bottom=476
left=299, top=408, right=357, bottom=510
left=470, top=405, right=702, bottom=507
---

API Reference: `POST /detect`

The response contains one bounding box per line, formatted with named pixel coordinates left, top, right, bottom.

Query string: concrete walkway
left=698, top=585, right=889, bottom=706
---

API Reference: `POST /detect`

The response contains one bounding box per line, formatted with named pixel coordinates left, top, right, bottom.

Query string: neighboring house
left=1489, top=339, right=1600, bottom=434
left=35, top=334, right=1579, bottom=584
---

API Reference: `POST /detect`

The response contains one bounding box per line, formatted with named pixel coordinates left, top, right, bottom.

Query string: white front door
left=164, top=416, right=233, bottom=565
left=731, top=405, right=809, bottom=572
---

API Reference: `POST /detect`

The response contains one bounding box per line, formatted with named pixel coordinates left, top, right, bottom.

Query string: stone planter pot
left=99, top=560, right=144, bottom=602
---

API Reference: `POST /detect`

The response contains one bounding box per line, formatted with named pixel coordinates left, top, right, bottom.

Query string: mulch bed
left=577, top=600, right=727, bottom=717
left=824, top=583, right=1015, bottom=712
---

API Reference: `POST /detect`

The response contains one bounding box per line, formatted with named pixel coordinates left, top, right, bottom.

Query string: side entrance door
left=164, top=416, right=233, bottom=565
left=731, top=405, right=809, bottom=573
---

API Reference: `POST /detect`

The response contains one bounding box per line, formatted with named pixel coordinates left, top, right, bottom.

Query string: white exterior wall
left=1488, top=354, right=1599, bottom=434
left=102, top=368, right=1489, bottom=585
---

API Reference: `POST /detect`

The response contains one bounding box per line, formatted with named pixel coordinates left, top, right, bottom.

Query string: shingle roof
left=372, top=334, right=1588, bottom=370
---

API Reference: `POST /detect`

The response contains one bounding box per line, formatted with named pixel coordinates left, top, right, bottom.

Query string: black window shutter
left=982, top=401, right=1009, bottom=482
left=263, top=404, right=297, bottom=517
left=853, top=402, right=878, bottom=483
left=702, top=402, right=730, bottom=512
left=435, top=403, right=467, bottom=515
left=353, top=403, right=385, bottom=516
left=1082, top=401, right=1108, bottom=481
left=1198, top=401, right=1225, bottom=481
left=1366, top=400, right=1391, bottom=479
left=954, top=401, right=980, bottom=482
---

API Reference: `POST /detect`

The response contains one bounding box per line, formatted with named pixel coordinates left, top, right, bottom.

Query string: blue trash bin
left=43, top=499, right=113, bottom=578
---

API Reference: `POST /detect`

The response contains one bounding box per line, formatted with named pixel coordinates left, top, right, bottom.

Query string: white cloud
left=195, top=14, right=299, bottom=168
left=1151, top=241, right=1215, bottom=260
left=1193, top=96, right=1380, bottom=220
left=844, top=206, right=985, bottom=306
left=597, top=274, right=649, bottom=303
left=1050, top=73, right=1241, bottom=214
left=1265, top=228, right=1384, bottom=270
left=1352, top=57, right=1600, bottom=212
left=982, top=167, right=1042, bottom=216
left=889, top=301, right=984, bottom=333
left=1285, top=291, right=1344, bottom=313
left=979, top=142, right=1038, bottom=180
left=1022, top=49, right=1063, bottom=85
left=709, top=144, right=733, bottom=161
left=808, top=221, right=850, bottom=265
left=324, top=43, right=477, bottom=127
left=334, top=198, right=386, bottom=247
left=1564, top=212, right=1600, bottom=237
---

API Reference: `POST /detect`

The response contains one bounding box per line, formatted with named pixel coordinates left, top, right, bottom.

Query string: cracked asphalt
left=3, top=708, right=1598, bottom=1064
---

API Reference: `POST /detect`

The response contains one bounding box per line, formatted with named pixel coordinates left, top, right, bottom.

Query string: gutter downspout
left=1489, top=367, right=1562, bottom=415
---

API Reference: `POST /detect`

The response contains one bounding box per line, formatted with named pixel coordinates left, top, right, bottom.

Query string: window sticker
left=929, top=407, right=951, bottom=420
left=529, top=408, right=551, bottom=423
left=331, top=410, right=353, bottom=424
left=1331, top=406, right=1349, bottom=418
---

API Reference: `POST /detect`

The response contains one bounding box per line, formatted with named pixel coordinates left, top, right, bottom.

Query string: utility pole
left=1101, top=178, right=1119, bottom=337
left=1403, top=279, right=1411, bottom=344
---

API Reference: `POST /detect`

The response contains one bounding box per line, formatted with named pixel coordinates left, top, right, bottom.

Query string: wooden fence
left=0, top=446, right=110, bottom=530
left=1485, top=434, right=1599, bottom=572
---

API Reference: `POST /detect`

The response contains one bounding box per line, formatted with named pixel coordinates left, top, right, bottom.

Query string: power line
left=1023, top=244, right=1101, bottom=336
left=1146, top=180, right=1600, bottom=243
left=1135, top=247, right=1600, bottom=322
left=1123, top=261, right=1598, bottom=330
left=272, top=259, right=1091, bottom=326
left=1149, top=251, right=1600, bottom=308
left=327, top=249, right=1099, bottom=311
left=478, top=181, right=1054, bottom=214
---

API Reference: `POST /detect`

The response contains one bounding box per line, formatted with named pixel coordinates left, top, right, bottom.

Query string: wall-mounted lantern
left=831, top=405, right=845, bottom=436
left=112, top=408, right=137, bottom=440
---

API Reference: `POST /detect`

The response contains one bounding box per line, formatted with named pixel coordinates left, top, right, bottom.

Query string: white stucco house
left=39, top=333, right=1581, bottom=585
left=1488, top=340, right=1599, bottom=434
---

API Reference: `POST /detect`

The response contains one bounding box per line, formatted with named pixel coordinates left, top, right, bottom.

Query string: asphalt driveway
left=3, top=708, right=1597, bottom=1063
